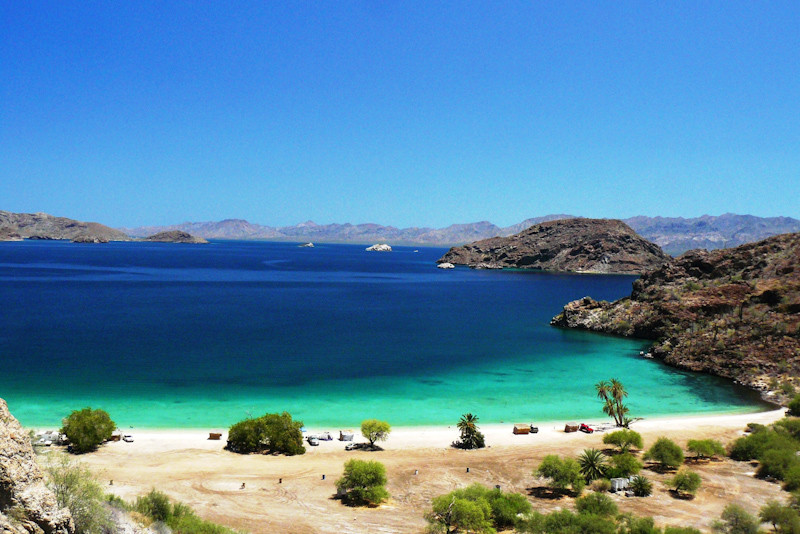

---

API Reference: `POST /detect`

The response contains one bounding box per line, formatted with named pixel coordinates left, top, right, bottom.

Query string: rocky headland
left=551, top=232, right=800, bottom=403
left=437, top=218, right=671, bottom=274
left=0, top=399, right=74, bottom=534
left=0, top=211, right=129, bottom=243
left=142, top=231, right=208, bottom=244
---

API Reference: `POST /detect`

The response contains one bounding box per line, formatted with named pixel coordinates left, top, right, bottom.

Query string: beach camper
left=208, top=432, right=222, bottom=440
left=513, top=424, right=530, bottom=435
left=339, top=430, right=354, bottom=441
left=564, top=422, right=579, bottom=433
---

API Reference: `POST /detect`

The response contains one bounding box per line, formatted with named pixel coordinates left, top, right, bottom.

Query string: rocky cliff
left=437, top=218, right=671, bottom=274
left=0, top=211, right=129, bottom=243
left=551, top=233, right=800, bottom=401
left=142, top=231, right=208, bottom=244
left=0, top=399, right=74, bottom=534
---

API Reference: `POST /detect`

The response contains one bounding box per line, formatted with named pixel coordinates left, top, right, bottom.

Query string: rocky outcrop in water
left=142, top=231, right=208, bottom=244
left=0, top=399, right=74, bottom=534
left=0, top=211, right=129, bottom=243
left=438, top=218, right=670, bottom=274
left=365, top=244, right=392, bottom=252
left=551, top=233, right=800, bottom=402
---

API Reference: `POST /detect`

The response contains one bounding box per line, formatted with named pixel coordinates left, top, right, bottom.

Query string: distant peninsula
left=0, top=210, right=129, bottom=243
left=437, top=218, right=671, bottom=274
left=551, top=232, right=800, bottom=403
left=120, top=213, right=800, bottom=254
left=143, top=230, right=208, bottom=244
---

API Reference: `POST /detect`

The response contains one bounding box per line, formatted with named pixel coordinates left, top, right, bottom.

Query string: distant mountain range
left=120, top=213, right=800, bottom=255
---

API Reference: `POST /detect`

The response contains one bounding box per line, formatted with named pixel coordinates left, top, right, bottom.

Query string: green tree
left=711, top=504, right=760, bottom=534
left=135, top=490, right=172, bottom=522
left=60, top=408, right=115, bottom=454
left=360, top=419, right=391, bottom=447
left=629, top=475, right=653, bottom=497
left=335, top=459, right=389, bottom=506
left=44, top=455, right=110, bottom=534
left=607, top=452, right=643, bottom=478
left=535, top=455, right=585, bottom=495
left=426, top=484, right=530, bottom=533
left=687, top=439, right=726, bottom=460
left=644, top=437, right=685, bottom=470
left=578, top=449, right=608, bottom=482
left=574, top=492, right=618, bottom=517
left=670, top=468, right=701, bottom=497
left=602, top=429, right=644, bottom=453
left=226, top=412, right=305, bottom=455
left=664, top=528, right=703, bottom=534
left=453, top=413, right=485, bottom=450
left=760, top=499, right=800, bottom=533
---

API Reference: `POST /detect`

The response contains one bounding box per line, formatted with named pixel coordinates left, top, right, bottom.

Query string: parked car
left=318, top=432, right=333, bottom=441
left=307, top=436, right=319, bottom=446
left=122, top=434, right=134, bottom=442
left=344, top=443, right=357, bottom=451
left=579, top=424, right=594, bottom=434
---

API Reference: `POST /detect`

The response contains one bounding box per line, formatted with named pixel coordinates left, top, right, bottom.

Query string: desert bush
left=775, top=417, right=800, bottom=440
left=759, top=499, right=800, bottom=532
left=757, top=447, right=800, bottom=480
left=607, top=452, right=642, bottom=478
left=131, top=489, right=236, bottom=534
left=535, top=455, right=585, bottom=495
left=226, top=411, right=304, bottom=455
left=603, top=429, right=644, bottom=453
left=644, top=437, right=684, bottom=470
left=60, top=408, right=115, bottom=453
left=335, top=459, right=389, bottom=506
left=789, top=394, right=800, bottom=417
left=590, top=478, right=612, bottom=492
left=687, top=439, right=726, bottom=460
left=670, top=468, right=701, bottom=497
left=426, top=483, right=530, bottom=532
left=711, top=503, right=759, bottom=533
left=574, top=492, right=618, bottom=517
left=44, top=455, right=110, bottom=534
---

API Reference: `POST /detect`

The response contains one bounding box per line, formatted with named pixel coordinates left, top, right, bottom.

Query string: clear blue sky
left=2, top=2, right=799, bottom=228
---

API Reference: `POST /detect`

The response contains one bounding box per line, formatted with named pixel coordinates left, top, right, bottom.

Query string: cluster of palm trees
left=596, top=378, right=630, bottom=427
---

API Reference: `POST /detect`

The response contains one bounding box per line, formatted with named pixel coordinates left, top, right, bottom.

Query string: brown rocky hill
left=0, top=399, right=74, bottom=534
left=437, top=218, right=671, bottom=274
left=0, top=211, right=129, bottom=243
left=551, top=232, right=800, bottom=402
left=142, top=230, right=208, bottom=244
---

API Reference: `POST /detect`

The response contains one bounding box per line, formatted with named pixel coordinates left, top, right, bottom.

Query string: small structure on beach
left=512, top=424, right=530, bottom=435
left=208, top=432, right=222, bottom=440
left=339, top=430, right=354, bottom=441
left=610, top=477, right=631, bottom=492
left=564, top=422, right=579, bottom=433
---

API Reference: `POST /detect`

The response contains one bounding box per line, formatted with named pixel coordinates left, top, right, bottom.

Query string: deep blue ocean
left=0, top=240, right=768, bottom=428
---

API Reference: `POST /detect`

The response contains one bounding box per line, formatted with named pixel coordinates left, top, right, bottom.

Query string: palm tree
left=455, top=413, right=484, bottom=449
left=457, top=413, right=478, bottom=434
left=610, top=378, right=629, bottom=427
left=578, top=449, right=608, bottom=482
left=629, top=475, right=653, bottom=497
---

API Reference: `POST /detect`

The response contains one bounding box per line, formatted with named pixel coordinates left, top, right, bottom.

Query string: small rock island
left=366, top=243, right=392, bottom=252
left=438, top=218, right=670, bottom=274
left=143, top=230, right=209, bottom=244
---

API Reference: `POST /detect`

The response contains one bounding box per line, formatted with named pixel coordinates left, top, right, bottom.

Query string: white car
left=307, top=436, right=319, bottom=446
left=122, top=435, right=134, bottom=443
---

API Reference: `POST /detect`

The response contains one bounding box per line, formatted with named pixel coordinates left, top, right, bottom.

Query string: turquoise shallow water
left=0, top=240, right=770, bottom=428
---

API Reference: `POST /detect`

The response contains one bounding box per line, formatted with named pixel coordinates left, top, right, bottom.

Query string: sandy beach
left=53, top=408, right=787, bottom=533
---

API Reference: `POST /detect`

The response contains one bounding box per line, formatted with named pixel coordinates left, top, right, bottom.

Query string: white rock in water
left=437, top=262, right=455, bottom=269
left=366, top=243, right=392, bottom=252
left=299, top=242, right=314, bottom=248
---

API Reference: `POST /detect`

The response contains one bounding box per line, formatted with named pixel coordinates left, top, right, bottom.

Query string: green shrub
left=644, top=437, right=684, bottom=470
left=360, top=419, right=391, bottom=447
left=711, top=503, right=759, bottom=533
left=485, top=488, right=532, bottom=528
left=590, top=478, right=612, bottom=492
left=759, top=500, right=800, bottom=533
left=757, top=448, right=800, bottom=480
left=664, top=528, right=703, bottom=534
left=775, top=418, right=800, bottom=440
left=670, top=468, right=701, bottom=496
left=335, top=459, right=389, bottom=506
left=784, top=464, right=800, bottom=491
left=617, top=515, right=660, bottom=534
left=629, top=475, right=653, bottom=497
left=517, top=509, right=617, bottom=534
left=535, top=455, right=585, bottom=495
left=687, top=439, right=726, bottom=460
left=607, top=452, right=642, bottom=478
left=226, top=412, right=305, bottom=455
left=135, top=490, right=172, bottom=522
left=790, top=395, right=800, bottom=417
left=60, top=408, right=115, bottom=453
left=44, top=455, right=110, bottom=534
left=602, top=429, right=644, bottom=453
left=575, top=492, right=618, bottom=517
